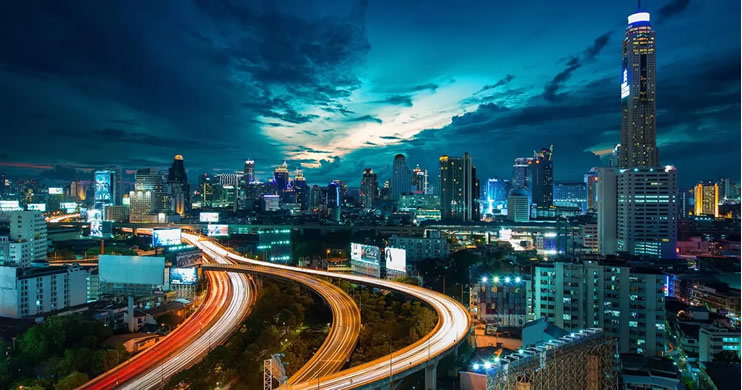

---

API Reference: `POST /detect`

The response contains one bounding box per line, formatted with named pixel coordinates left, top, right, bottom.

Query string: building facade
left=693, top=182, right=719, bottom=217
left=439, top=153, right=479, bottom=222
left=387, top=230, right=449, bottom=262
left=0, top=264, right=88, bottom=319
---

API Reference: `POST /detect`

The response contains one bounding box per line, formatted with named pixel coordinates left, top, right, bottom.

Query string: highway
left=197, top=244, right=361, bottom=386
left=79, top=251, right=254, bottom=389
left=187, top=233, right=471, bottom=390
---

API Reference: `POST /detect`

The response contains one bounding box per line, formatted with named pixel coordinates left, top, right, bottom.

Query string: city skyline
left=0, top=1, right=739, bottom=188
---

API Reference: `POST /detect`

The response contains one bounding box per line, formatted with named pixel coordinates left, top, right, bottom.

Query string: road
left=187, top=233, right=471, bottom=390
left=79, top=251, right=254, bottom=389
left=197, top=244, right=361, bottom=386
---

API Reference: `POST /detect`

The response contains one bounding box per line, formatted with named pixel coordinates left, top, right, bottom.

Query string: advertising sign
left=48, top=187, right=64, bottom=195
left=95, top=171, right=113, bottom=203
left=153, top=228, right=182, bottom=247
left=0, top=200, right=21, bottom=211
left=350, top=243, right=380, bottom=264
left=199, top=212, right=219, bottom=222
left=207, top=224, right=229, bottom=237
left=27, top=203, right=46, bottom=211
left=88, top=209, right=103, bottom=237
left=384, top=247, right=407, bottom=273
left=60, top=202, right=78, bottom=213
left=99, top=255, right=165, bottom=285
left=169, top=267, right=198, bottom=285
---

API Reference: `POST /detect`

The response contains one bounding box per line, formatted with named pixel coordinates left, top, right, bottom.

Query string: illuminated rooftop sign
left=628, top=12, right=650, bottom=24
left=620, top=68, right=630, bottom=99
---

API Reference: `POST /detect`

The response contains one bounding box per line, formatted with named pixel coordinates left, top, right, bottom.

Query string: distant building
left=5, top=211, right=48, bottom=266
left=507, top=190, right=529, bottom=222
left=553, top=181, right=587, bottom=212
left=470, top=274, right=532, bottom=327
left=699, top=320, right=741, bottom=362
left=360, top=168, right=377, bottom=210
left=411, top=164, right=428, bottom=194
left=511, top=157, right=532, bottom=191
left=694, top=181, right=719, bottom=217
left=129, top=168, right=164, bottom=223
left=391, top=154, right=412, bottom=200
left=274, top=161, right=290, bottom=192
left=243, top=159, right=255, bottom=183
left=388, top=230, right=449, bottom=262
left=166, top=155, right=190, bottom=216
left=528, top=146, right=554, bottom=207
left=0, top=264, right=88, bottom=319
left=439, top=153, right=479, bottom=222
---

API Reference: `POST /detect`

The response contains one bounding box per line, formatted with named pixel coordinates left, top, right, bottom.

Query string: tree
left=712, top=350, right=741, bottom=363
left=55, top=372, right=89, bottom=390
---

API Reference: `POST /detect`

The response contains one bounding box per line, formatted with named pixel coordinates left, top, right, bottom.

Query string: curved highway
left=197, top=245, right=361, bottom=386
left=187, top=233, right=471, bottom=390
left=79, top=252, right=254, bottom=389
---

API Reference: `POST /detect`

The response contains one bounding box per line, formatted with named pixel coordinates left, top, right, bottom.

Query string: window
left=629, top=321, right=638, bottom=328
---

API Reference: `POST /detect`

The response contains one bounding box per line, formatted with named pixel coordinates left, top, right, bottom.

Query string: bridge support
left=425, top=363, right=437, bottom=390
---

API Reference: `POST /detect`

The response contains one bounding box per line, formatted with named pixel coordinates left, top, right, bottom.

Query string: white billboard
left=350, top=243, right=380, bottom=264
left=60, top=202, right=78, bottom=213
left=88, top=209, right=103, bottom=238
left=153, top=228, right=182, bottom=247
left=207, top=224, right=229, bottom=237
left=385, top=247, right=407, bottom=273
left=99, top=255, right=165, bottom=285
left=27, top=203, right=46, bottom=211
left=0, top=200, right=21, bottom=211
left=48, top=187, right=64, bottom=195
left=199, top=212, right=219, bottom=222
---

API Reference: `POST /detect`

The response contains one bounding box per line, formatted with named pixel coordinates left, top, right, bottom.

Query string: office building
left=507, top=189, right=530, bottom=222
left=553, top=181, right=587, bottom=211
left=388, top=230, right=449, bottom=262
left=244, top=159, right=255, bottom=183
left=617, top=167, right=678, bottom=258
left=693, top=182, right=719, bottom=217
left=698, top=321, right=741, bottom=362
left=274, top=161, right=290, bottom=192
left=534, top=260, right=666, bottom=356
left=104, top=205, right=129, bottom=222
left=391, top=154, right=412, bottom=200
left=360, top=168, right=377, bottom=210
left=528, top=146, right=554, bottom=207
left=293, top=170, right=309, bottom=211
left=167, top=155, right=190, bottom=216
left=619, top=10, right=658, bottom=169
left=439, top=153, right=479, bottom=222
left=0, top=264, right=88, bottom=319
left=129, top=168, right=164, bottom=223
left=597, top=167, right=619, bottom=255
left=6, top=211, right=48, bottom=266
left=470, top=274, right=532, bottom=327
left=485, top=177, right=509, bottom=215
left=215, top=173, right=242, bottom=188
left=512, top=157, right=532, bottom=191
left=411, top=164, right=428, bottom=194
left=585, top=168, right=599, bottom=211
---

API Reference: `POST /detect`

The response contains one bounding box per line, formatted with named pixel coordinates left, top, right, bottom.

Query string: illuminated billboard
left=153, top=228, right=182, bottom=247
left=88, top=209, right=103, bottom=238
left=99, top=255, right=165, bottom=285
left=0, top=200, right=21, bottom=211
left=350, top=243, right=380, bottom=264
left=199, top=212, right=219, bottom=222
left=384, top=247, right=407, bottom=273
left=170, top=267, right=198, bottom=285
left=95, top=171, right=113, bottom=203
left=207, top=224, right=229, bottom=237
left=60, top=202, right=78, bottom=213
left=48, top=187, right=64, bottom=195
left=27, top=203, right=46, bottom=211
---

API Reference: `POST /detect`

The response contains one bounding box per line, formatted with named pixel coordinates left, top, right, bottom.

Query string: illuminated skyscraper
left=439, top=153, right=479, bottom=222
left=411, top=164, right=428, bottom=194
left=360, top=168, right=377, bottom=210
left=694, top=182, right=719, bottom=217
left=274, top=161, right=289, bottom=192
left=619, top=9, right=657, bottom=169
left=293, top=169, right=309, bottom=210
left=244, top=159, right=255, bottom=183
left=512, top=157, right=532, bottom=190
left=528, top=146, right=554, bottom=207
left=167, top=155, right=190, bottom=216
left=391, top=154, right=411, bottom=200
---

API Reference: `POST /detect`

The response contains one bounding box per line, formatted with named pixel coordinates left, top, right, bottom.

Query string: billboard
left=28, top=203, right=46, bottom=211
left=207, top=224, right=229, bottom=237
left=88, top=209, right=103, bottom=238
left=95, top=171, right=113, bottom=203
left=350, top=243, right=380, bottom=264
left=153, top=228, right=182, bottom=247
left=60, top=202, right=78, bottom=213
left=170, top=267, right=198, bottom=285
left=0, top=200, right=21, bottom=211
left=48, top=187, right=64, bottom=195
left=384, top=247, right=407, bottom=273
left=199, top=212, right=219, bottom=222
left=99, top=255, right=165, bottom=285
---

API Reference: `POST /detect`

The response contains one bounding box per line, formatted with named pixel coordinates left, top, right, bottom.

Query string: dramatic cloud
left=474, top=75, right=515, bottom=95
left=658, top=0, right=692, bottom=22
left=346, top=114, right=383, bottom=124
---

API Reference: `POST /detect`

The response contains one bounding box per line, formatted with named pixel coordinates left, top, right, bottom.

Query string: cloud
left=474, top=75, right=515, bottom=95
left=584, top=33, right=610, bottom=60
left=371, top=94, right=413, bottom=107
left=407, top=83, right=438, bottom=93
left=301, top=130, right=318, bottom=136
left=379, top=135, right=401, bottom=140
left=658, top=0, right=691, bottom=22
left=365, top=141, right=378, bottom=146
left=543, top=57, right=581, bottom=102
left=346, top=114, right=382, bottom=124
left=322, top=128, right=336, bottom=133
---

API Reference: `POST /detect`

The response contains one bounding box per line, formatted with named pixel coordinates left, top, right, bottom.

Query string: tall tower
left=528, top=146, right=554, bottom=207
left=244, top=160, right=255, bottom=183
left=274, top=161, right=289, bottom=192
left=360, top=168, right=378, bottom=210
left=167, top=155, right=190, bottom=216
left=391, top=154, right=411, bottom=200
left=439, top=153, right=479, bottom=222
left=619, top=9, right=657, bottom=168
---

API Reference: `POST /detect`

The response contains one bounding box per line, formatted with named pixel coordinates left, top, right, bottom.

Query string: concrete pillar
left=127, top=296, right=136, bottom=333
left=425, top=363, right=437, bottom=390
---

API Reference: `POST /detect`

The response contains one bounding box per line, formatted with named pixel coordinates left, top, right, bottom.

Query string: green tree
left=55, top=372, right=89, bottom=390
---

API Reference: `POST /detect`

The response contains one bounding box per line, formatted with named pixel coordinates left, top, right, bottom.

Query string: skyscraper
left=129, top=168, right=164, bottom=223
left=619, top=9, right=657, bottom=169
left=360, top=168, right=378, bottom=210
left=512, top=157, right=532, bottom=190
left=293, top=169, right=309, bottom=211
left=244, top=159, right=255, bottom=183
left=274, top=161, right=289, bottom=192
left=528, top=146, right=554, bottom=207
left=411, top=164, right=428, bottom=194
left=694, top=181, right=719, bottom=217
left=391, top=154, right=411, bottom=200
left=167, top=155, right=190, bottom=216
left=439, top=153, right=479, bottom=222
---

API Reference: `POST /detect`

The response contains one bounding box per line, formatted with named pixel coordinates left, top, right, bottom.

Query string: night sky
left=0, top=0, right=739, bottom=188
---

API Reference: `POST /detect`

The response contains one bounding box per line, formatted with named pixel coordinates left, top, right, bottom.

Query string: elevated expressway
left=189, top=233, right=471, bottom=390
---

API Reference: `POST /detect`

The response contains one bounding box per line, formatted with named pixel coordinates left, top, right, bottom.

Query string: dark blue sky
left=0, top=0, right=739, bottom=188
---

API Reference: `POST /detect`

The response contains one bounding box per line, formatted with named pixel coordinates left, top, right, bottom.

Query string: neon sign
left=620, top=68, right=630, bottom=99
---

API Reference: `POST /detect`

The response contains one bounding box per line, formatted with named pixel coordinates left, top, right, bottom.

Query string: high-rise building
left=507, top=189, right=530, bottom=222
left=244, top=159, right=255, bottom=183
left=553, top=181, right=587, bottom=211
left=617, top=167, right=678, bottom=258
left=360, top=168, right=377, bottom=210
left=411, top=164, right=428, bottom=194
left=512, top=157, right=532, bottom=190
left=694, top=182, right=719, bottom=217
left=485, top=178, right=509, bottom=215
left=528, top=146, right=554, bottom=207
left=274, top=161, right=289, bottom=192
left=129, top=168, right=164, bottom=223
left=597, top=168, right=619, bottom=255
left=6, top=211, right=48, bottom=266
left=439, top=153, right=479, bottom=222
left=293, top=169, right=309, bottom=211
left=391, top=154, right=412, bottom=200
left=585, top=169, right=599, bottom=211
left=166, top=155, right=190, bottom=216
left=718, top=177, right=740, bottom=201
left=619, top=10, right=658, bottom=169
